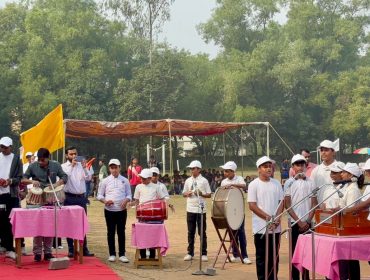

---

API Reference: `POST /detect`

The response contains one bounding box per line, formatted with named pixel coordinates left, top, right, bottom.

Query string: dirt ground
left=22, top=195, right=370, bottom=279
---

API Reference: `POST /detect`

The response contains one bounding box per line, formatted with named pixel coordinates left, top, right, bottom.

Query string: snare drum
left=212, top=187, right=245, bottom=230
left=136, top=200, right=168, bottom=221
left=26, top=187, right=44, bottom=206
left=43, top=185, right=65, bottom=205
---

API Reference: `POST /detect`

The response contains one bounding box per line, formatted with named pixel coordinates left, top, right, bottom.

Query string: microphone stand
left=192, top=183, right=206, bottom=276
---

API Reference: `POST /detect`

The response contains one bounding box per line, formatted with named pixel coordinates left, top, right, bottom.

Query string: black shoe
left=34, top=254, right=42, bottom=262
left=68, top=252, right=74, bottom=258
left=83, top=251, right=94, bottom=257
left=44, top=253, right=55, bottom=261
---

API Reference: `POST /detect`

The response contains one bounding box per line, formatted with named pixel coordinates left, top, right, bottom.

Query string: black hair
left=300, top=149, right=310, bottom=154
left=37, top=148, right=50, bottom=159
left=357, top=174, right=365, bottom=189
left=65, top=146, right=77, bottom=154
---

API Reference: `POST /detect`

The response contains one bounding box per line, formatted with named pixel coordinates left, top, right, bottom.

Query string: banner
left=20, top=104, right=64, bottom=162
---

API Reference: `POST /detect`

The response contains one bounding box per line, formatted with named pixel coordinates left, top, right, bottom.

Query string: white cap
left=329, top=161, right=345, bottom=172
left=363, top=159, right=370, bottom=171
left=291, top=154, right=307, bottom=165
left=220, top=161, right=237, bottom=171
left=108, top=159, right=121, bottom=166
left=139, top=168, right=153, bottom=178
left=0, top=136, right=12, bottom=147
left=256, top=156, right=273, bottom=168
left=150, top=167, right=160, bottom=175
left=340, top=162, right=362, bottom=178
left=25, top=152, right=33, bottom=157
left=319, top=140, right=335, bottom=150
left=187, top=160, right=202, bottom=169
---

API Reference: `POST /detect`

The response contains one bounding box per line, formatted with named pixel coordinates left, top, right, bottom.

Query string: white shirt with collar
left=0, top=152, right=14, bottom=194
left=97, top=174, right=132, bottom=211
left=182, top=174, right=211, bottom=214
left=61, top=161, right=89, bottom=194
left=134, top=182, right=165, bottom=204
left=310, top=160, right=337, bottom=203
left=156, top=181, right=170, bottom=200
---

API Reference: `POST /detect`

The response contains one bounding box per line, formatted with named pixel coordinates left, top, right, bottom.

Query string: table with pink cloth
left=131, top=223, right=169, bottom=255
left=292, top=234, right=370, bottom=279
left=9, top=205, right=89, bottom=266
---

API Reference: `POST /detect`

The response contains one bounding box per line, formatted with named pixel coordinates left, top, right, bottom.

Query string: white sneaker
left=201, top=255, right=208, bottom=262
left=118, top=256, right=129, bottom=263
left=58, top=246, right=63, bottom=249
left=229, top=256, right=237, bottom=263
left=243, top=257, right=252, bottom=264
left=21, top=247, right=28, bottom=256
left=108, top=255, right=116, bottom=262
left=6, top=251, right=16, bottom=260
left=183, top=254, right=192, bottom=261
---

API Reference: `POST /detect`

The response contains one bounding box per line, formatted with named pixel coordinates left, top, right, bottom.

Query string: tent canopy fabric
left=64, top=119, right=268, bottom=138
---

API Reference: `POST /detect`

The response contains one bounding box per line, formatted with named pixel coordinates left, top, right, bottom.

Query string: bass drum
left=212, top=187, right=245, bottom=230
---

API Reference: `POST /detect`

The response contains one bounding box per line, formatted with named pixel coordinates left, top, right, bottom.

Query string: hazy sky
left=0, top=0, right=220, bottom=58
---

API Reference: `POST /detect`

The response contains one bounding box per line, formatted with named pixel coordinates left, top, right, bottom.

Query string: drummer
left=150, top=167, right=175, bottom=212
left=219, top=161, right=252, bottom=265
left=284, top=154, right=317, bottom=280
left=133, top=168, right=166, bottom=259
left=247, top=156, right=284, bottom=280
left=182, top=160, right=212, bottom=262
left=22, top=148, right=68, bottom=262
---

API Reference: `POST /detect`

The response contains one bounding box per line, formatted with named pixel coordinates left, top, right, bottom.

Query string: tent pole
left=62, top=121, right=66, bottom=163
left=168, top=121, right=173, bottom=178
left=266, top=123, right=270, bottom=157
left=223, top=133, right=226, bottom=163
left=241, top=128, right=244, bottom=177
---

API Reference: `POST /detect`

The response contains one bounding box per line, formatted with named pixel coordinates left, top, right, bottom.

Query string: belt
left=65, top=192, right=85, bottom=198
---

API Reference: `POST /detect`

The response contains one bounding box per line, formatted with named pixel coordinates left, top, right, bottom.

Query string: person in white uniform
left=182, top=160, right=212, bottom=262
left=310, top=140, right=338, bottom=204
left=248, top=156, right=284, bottom=280
left=219, top=161, right=252, bottom=264
left=284, top=154, right=317, bottom=280
left=97, top=159, right=131, bottom=263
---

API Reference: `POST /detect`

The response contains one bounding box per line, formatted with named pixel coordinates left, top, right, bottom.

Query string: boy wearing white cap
left=182, top=160, right=211, bottom=262
left=247, top=156, right=284, bottom=280
left=97, top=159, right=132, bottom=263
left=219, top=161, right=252, bottom=264
left=133, top=168, right=166, bottom=259
left=310, top=140, right=338, bottom=204
left=322, top=161, right=345, bottom=209
left=284, top=154, right=317, bottom=280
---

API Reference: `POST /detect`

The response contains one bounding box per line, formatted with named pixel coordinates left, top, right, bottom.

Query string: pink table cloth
left=292, top=234, right=370, bottom=279
left=9, top=205, right=89, bottom=241
left=131, top=223, right=170, bottom=255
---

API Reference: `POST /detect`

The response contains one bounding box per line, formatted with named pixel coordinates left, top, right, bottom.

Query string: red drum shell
left=136, top=200, right=168, bottom=221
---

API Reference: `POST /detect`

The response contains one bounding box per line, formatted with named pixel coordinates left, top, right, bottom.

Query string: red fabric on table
left=292, top=234, right=370, bottom=280
left=131, top=223, right=170, bottom=255
left=0, top=254, right=121, bottom=280
left=9, top=206, right=89, bottom=240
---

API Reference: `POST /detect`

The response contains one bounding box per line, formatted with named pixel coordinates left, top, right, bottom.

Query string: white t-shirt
left=0, top=153, right=14, bottom=195
left=323, top=184, right=341, bottom=209
left=183, top=175, right=211, bottom=214
left=284, top=177, right=316, bottom=222
left=220, top=175, right=246, bottom=187
left=247, top=177, right=284, bottom=234
left=310, top=160, right=337, bottom=203
left=156, top=181, right=169, bottom=200
left=134, top=182, right=165, bottom=204
left=338, top=182, right=361, bottom=208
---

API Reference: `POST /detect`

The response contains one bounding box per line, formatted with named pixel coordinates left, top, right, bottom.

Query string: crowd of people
left=1, top=135, right=370, bottom=280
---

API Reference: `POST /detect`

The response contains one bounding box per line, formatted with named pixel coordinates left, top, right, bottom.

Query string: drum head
left=225, top=188, right=245, bottom=230
left=31, top=187, right=43, bottom=195
left=44, top=185, right=64, bottom=193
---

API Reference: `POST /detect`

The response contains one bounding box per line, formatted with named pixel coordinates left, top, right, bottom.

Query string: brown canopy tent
left=63, top=119, right=272, bottom=174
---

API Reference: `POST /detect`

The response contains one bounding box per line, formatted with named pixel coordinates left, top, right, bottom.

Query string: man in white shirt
left=97, top=159, right=131, bottom=263
left=0, top=137, right=22, bottom=260
left=248, top=156, right=284, bottom=280
left=284, top=154, right=317, bottom=280
left=182, top=160, right=212, bottom=262
left=133, top=168, right=166, bottom=259
left=219, top=161, right=252, bottom=265
left=62, top=146, right=94, bottom=258
left=310, top=140, right=338, bottom=204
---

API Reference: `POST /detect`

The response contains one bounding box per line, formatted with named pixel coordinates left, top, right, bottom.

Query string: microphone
left=333, top=178, right=357, bottom=185
left=336, top=189, right=344, bottom=198
left=294, top=172, right=306, bottom=180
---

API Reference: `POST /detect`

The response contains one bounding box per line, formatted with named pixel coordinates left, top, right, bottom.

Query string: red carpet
left=0, top=254, right=121, bottom=280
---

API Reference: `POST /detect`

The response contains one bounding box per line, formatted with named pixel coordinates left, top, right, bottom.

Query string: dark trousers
left=10, top=197, right=25, bottom=248
left=64, top=195, right=89, bottom=253
left=232, top=217, right=248, bottom=258
left=292, top=224, right=310, bottom=280
left=104, top=209, right=127, bottom=257
left=187, top=212, right=207, bottom=256
left=338, top=260, right=360, bottom=280
left=53, top=238, right=62, bottom=248
left=85, top=181, right=92, bottom=198
left=130, top=185, right=136, bottom=198
left=140, top=248, right=156, bottom=259
left=254, top=233, right=280, bottom=280
left=0, top=193, right=14, bottom=252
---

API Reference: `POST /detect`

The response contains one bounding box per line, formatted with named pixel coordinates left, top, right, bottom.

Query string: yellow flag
left=20, top=104, right=65, bottom=162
